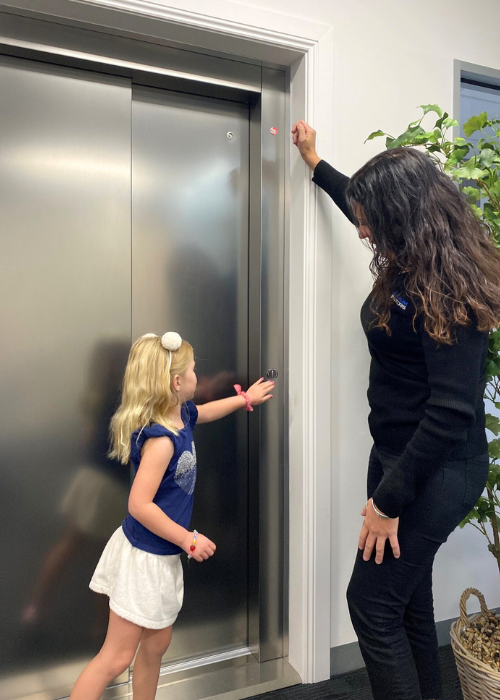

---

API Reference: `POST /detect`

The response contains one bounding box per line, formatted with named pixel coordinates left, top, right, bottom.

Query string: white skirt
left=89, top=527, right=184, bottom=629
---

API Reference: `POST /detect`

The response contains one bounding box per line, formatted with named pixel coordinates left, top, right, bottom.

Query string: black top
left=313, top=159, right=489, bottom=518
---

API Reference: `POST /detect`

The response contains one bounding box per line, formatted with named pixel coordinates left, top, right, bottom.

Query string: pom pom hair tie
left=160, top=332, right=182, bottom=376
left=161, top=332, right=182, bottom=351
left=140, top=331, right=182, bottom=351
left=140, top=332, right=182, bottom=375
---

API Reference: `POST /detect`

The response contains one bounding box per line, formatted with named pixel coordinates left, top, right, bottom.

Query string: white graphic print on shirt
left=174, top=442, right=197, bottom=495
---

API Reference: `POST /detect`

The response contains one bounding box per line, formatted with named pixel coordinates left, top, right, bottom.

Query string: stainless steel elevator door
left=0, top=56, right=132, bottom=699
left=132, top=86, right=250, bottom=664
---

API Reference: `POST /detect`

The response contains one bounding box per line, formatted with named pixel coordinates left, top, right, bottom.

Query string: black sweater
left=312, top=159, right=489, bottom=518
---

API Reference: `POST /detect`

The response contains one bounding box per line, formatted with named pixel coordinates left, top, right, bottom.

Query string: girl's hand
left=358, top=499, right=400, bottom=565
left=245, top=378, right=274, bottom=407
left=291, top=120, right=320, bottom=170
left=182, top=531, right=216, bottom=562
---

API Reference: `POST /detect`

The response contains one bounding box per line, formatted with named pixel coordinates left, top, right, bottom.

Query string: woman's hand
left=359, top=499, right=400, bottom=564
left=291, top=120, right=321, bottom=170
left=182, top=531, right=216, bottom=562
left=245, top=377, right=274, bottom=406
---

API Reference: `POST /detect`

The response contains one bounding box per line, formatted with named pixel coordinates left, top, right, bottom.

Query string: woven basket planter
left=450, top=588, right=500, bottom=700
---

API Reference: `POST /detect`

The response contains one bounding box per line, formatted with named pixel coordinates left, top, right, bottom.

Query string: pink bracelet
left=234, top=384, right=253, bottom=412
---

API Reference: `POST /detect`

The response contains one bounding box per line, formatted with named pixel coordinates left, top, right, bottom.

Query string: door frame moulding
left=453, top=59, right=500, bottom=134
left=0, top=0, right=333, bottom=684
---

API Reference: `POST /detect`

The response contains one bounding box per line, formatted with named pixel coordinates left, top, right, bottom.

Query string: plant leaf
left=386, top=125, right=427, bottom=149
left=419, top=104, right=443, bottom=118
left=459, top=507, right=480, bottom=528
left=461, top=186, right=481, bottom=204
left=478, top=148, right=500, bottom=168
left=487, top=463, right=500, bottom=489
left=486, top=358, right=500, bottom=379
left=489, top=438, right=500, bottom=460
left=453, top=158, right=489, bottom=180
left=447, top=145, right=470, bottom=168
left=365, top=130, right=386, bottom=143
left=412, top=130, right=438, bottom=145
left=486, top=414, right=500, bottom=436
left=463, top=111, right=488, bottom=137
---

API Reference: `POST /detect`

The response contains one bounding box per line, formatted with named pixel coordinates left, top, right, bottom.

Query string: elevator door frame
left=0, top=0, right=335, bottom=688
left=0, top=12, right=289, bottom=698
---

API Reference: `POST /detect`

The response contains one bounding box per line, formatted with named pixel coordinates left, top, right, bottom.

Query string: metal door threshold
left=102, top=655, right=301, bottom=700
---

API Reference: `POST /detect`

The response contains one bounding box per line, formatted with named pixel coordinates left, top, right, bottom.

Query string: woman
left=292, top=120, right=500, bottom=700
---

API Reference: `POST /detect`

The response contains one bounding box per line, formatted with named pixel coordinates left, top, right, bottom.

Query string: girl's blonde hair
left=109, top=334, right=194, bottom=464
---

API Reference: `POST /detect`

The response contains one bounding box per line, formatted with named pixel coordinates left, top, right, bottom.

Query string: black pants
left=346, top=445, right=489, bottom=700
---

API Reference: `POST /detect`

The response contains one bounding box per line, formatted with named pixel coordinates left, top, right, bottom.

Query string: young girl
left=70, top=331, right=274, bottom=700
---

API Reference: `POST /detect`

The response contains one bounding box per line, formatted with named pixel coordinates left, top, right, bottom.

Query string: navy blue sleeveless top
left=121, top=402, right=198, bottom=555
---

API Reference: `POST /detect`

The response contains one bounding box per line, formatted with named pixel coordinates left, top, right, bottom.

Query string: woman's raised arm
left=292, top=120, right=353, bottom=223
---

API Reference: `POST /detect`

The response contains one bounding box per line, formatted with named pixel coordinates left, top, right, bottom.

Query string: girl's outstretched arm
left=196, top=378, right=274, bottom=424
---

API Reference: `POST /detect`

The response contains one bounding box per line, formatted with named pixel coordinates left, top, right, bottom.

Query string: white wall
left=77, top=0, right=500, bottom=652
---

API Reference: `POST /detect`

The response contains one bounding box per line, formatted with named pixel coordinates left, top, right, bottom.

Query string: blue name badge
left=391, top=292, right=408, bottom=310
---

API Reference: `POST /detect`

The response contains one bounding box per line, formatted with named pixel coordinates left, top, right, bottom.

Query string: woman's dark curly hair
left=346, top=147, right=500, bottom=343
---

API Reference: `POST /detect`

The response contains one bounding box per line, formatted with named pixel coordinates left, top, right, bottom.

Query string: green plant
left=367, top=105, right=500, bottom=572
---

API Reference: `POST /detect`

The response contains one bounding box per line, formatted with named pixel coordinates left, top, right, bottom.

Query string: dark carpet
left=252, top=646, right=463, bottom=700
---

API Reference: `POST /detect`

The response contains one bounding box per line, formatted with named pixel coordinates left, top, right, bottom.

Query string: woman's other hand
left=359, top=499, right=400, bottom=564
left=291, top=120, right=321, bottom=171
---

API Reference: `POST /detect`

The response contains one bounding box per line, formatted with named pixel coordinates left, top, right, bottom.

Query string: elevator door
left=0, top=56, right=252, bottom=700
left=0, top=56, right=132, bottom=699
left=132, top=86, right=250, bottom=664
